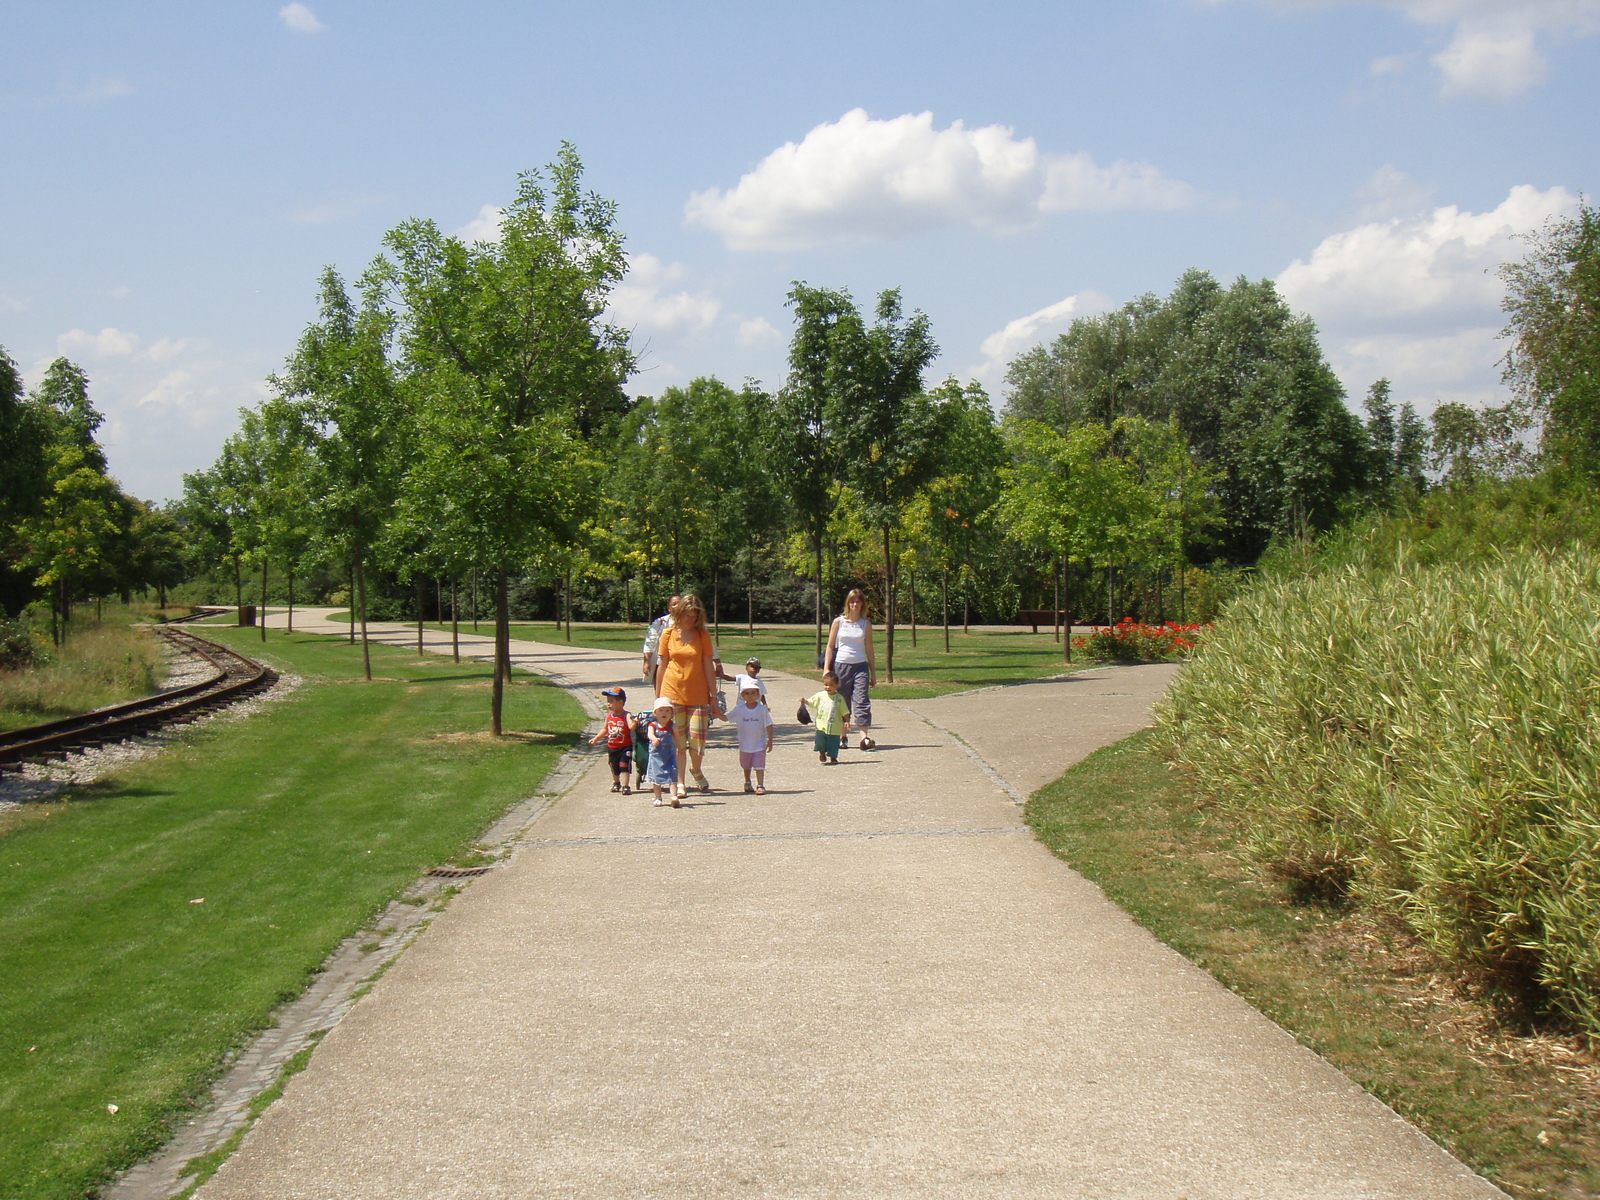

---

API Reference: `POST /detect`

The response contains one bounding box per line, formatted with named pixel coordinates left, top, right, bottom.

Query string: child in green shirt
left=806, top=671, right=847, bottom=764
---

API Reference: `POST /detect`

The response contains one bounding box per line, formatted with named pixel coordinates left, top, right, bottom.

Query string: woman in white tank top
left=825, top=588, right=877, bottom=750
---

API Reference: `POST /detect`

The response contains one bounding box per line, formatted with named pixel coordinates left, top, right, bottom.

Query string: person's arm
left=589, top=728, right=604, bottom=746
left=825, top=617, right=840, bottom=673
left=764, top=708, right=774, bottom=752
left=701, top=633, right=722, bottom=716
left=864, top=620, right=877, bottom=686
left=653, top=628, right=669, bottom=698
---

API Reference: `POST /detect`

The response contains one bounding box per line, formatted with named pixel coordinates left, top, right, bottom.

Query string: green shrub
left=1154, top=547, right=1600, bottom=1035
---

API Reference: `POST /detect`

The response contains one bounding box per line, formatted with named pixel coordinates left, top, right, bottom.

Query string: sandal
left=860, top=736, right=875, bottom=751
left=653, top=796, right=666, bottom=807
left=621, top=785, right=631, bottom=795
left=610, top=782, right=620, bottom=793
left=755, top=786, right=765, bottom=795
left=744, top=784, right=755, bottom=794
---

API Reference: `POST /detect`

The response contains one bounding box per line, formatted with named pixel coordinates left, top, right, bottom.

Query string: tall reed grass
left=0, top=613, right=162, bottom=732
left=1155, top=547, right=1600, bottom=1036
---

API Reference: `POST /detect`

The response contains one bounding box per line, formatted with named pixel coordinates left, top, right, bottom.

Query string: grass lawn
left=1026, top=731, right=1600, bottom=1200
left=420, top=617, right=1088, bottom=699
left=0, top=627, right=584, bottom=1200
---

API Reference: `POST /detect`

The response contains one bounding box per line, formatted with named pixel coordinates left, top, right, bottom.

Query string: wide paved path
left=197, top=612, right=1502, bottom=1199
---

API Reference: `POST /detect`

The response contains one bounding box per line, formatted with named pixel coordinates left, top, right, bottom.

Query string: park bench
left=1015, top=609, right=1070, bottom=634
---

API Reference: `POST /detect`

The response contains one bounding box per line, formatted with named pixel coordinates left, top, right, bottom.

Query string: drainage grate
left=426, top=866, right=492, bottom=878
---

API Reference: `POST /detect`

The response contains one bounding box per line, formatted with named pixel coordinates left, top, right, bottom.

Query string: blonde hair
left=676, top=592, right=705, bottom=626
left=843, top=588, right=867, bottom=617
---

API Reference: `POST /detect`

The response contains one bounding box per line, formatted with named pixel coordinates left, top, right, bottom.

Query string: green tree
left=771, top=283, right=852, bottom=662
left=275, top=266, right=403, bottom=679
left=920, top=380, right=1005, bottom=651
left=1501, top=200, right=1600, bottom=481
left=385, top=147, right=630, bottom=734
left=0, top=345, right=53, bottom=615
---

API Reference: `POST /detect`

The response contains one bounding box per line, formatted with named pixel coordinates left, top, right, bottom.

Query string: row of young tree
left=9, top=143, right=1591, bottom=727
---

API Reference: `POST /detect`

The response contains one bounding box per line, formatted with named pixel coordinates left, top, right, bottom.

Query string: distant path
left=193, top=609, right=1502, bottom=1199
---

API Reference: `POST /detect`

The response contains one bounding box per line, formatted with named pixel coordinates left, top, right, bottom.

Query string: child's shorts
left=607, top=747, right=632, bottom=775
left=739, top=749, right=767, bottom=770
left=813, top=731, right=840, bottom=758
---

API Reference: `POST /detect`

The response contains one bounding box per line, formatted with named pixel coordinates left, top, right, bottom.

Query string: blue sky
left=3, top=0, right=1596, bottom=500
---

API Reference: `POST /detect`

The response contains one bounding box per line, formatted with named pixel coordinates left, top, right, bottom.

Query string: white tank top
left=833, top=617, right=867, bottom=664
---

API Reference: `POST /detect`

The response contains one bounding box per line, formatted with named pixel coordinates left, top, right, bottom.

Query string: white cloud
left=685, top=109, right=1199, bottom=251
left=67, top=77, right=134, bottom=104
left=1279, top=176, right=1579, bottom=413
left=288, top=191, right=387, bottom=225
left=607, top=254, right=721, bottom=333
left=1369, top=52, right=1410, bottom=73
left=58, top=327, right=139, bottom=358
left=1278, top=179, right=1576, bottom=329
left=453, top=204, right=504, bottom=243
left=142, top=337, right=197, bottom=364
left=1238, top=1, right=1600, bottom=97
left=0, top=293, right=27, bottom=314
left=107, top=285, right=132, bottom=300
left=278, top=3, right=326, bottom=34
left=736, top=317, right=783, bottom=348
left=969, top=291, right=1113, bottom=393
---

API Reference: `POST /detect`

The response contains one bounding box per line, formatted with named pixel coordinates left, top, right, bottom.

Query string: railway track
left=0, top=623, right=277, bottom=773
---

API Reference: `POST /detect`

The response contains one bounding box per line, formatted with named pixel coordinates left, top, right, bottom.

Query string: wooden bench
left=1015, top=609, right=1069, bottom=634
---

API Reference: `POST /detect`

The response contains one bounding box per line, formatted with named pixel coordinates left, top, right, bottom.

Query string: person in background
left=653, top=592, right=724, bottom=799
left=737, top=656, right=768, bottom=707
left=641, top=594, right=681, bottom=681
left=824, top=588, right=877, bottom=751
left=804, top=671, right=847, bottom=765
left=589, top=687, right=636, bottom=794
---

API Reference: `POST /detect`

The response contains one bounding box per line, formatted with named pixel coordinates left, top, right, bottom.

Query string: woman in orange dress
left=652, top=592, right=724, bottom=800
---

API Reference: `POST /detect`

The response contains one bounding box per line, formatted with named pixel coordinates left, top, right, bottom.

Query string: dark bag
left=796, top=697, right=812, bottom=725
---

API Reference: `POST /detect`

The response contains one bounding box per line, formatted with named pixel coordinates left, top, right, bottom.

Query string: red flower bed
left=1073, top=618, right=1205, bottom=662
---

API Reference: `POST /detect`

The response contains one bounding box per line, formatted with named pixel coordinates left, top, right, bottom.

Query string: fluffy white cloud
left=1279, top=174, right=1578, bottom=411
left=1278, top=178, right=1576, bottom=329
left=969, top=291, right=1112, bottom=393
left=685, top=109, right=1198, bottom=251
left=58, top=327, right=139, bottom=358
left=1239, top=0, right=1600, bottom=97
left=278, top=3, right=326, bottom=34
left=736, top=317, right=783, bottom=348
left=608, top=255, right=721, bottom=334
left=452, top=204, right=504, bottom=243
left=289, top=192, right=386, bottom=225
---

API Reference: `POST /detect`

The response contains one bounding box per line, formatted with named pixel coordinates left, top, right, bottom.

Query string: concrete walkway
left=196, top=611, right=1503, bottom=1199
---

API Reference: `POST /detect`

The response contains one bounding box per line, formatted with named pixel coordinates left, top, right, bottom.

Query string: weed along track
left=0, top=626, right=277, bottom=772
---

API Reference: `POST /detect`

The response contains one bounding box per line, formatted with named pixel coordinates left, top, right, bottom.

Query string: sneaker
left=860, top=736, right=875, bottom=751
left=671, top=796, right=682, bottom=808
left=840, top=735, right=849, bottom=750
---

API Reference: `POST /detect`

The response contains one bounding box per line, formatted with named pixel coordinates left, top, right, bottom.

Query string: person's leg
left=672, top=710, right=690, bottom=797
left=687, top=707, right=710, bottom=788
left=814, top=729, right=827, bottom=763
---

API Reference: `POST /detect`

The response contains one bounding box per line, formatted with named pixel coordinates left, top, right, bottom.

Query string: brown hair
left=843, top=588, right=867, bottom=617
left=822, top=670, right=839, bottom=684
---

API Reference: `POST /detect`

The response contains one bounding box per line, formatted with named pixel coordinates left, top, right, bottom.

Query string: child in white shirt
left=729, top=684, right=776, bottom=794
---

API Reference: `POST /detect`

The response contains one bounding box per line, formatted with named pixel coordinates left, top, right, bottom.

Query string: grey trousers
left=833, top=659, right=872, bottom=729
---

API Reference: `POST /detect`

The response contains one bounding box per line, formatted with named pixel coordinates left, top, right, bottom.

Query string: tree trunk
left=624, top=575, right=630, bottom=626
left=492, top=567, right=509, bottom=735
left=565, top=569, right=572, bottom=643
left=472, top=568, right=479, bottom=632
left=157, top=582, right=166, bottom=611
left=1053, top=556, right=1062, bottom=642
left=1064, top=553, right=1072, bottom=664
left=963, top=581, right=969, bottom=635
left=260, top=559, right=268, bottom=642
left=909, top=568, right=917, bottom=648
left=1106, top=565, right=1114, bottom=626
left=712, top=562, right=719, bottom=644
left=287, top=567, right=295, bottom=634
left=435, top=577, right=442, bottom=626
left=1179, top=563, right=1186, bottom=624
left=942, top=565, right=950, bottom=653
left=356, top=551, right=372, bottom=681
left=348, top=561, right=356, bottom=643
left=233, top=557, right=243, bottom=611
left=883, top=524, right=895, bottom=684
left=451, top=577, right=460, bottom=663
left=672, top=531, right=680, bottom=594
left=813, top=536, right=823, bottom=668
left=417, top=576, right=425, bottom=656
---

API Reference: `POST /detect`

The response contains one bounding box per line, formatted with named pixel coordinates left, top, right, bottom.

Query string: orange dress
left=659, top=625, right=713, bottom=708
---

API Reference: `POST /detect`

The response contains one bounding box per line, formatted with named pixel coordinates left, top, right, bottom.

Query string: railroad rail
left=0, top=624, right=277, bottom=773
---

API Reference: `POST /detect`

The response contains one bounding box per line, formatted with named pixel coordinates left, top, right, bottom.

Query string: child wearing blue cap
left=590, top=687, right=637, bottom=793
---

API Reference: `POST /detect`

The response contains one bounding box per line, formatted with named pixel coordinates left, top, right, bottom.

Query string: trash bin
left=238, top=604, right=256, bottom=627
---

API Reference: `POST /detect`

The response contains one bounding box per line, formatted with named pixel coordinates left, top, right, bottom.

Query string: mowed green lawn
left=425, top=618, right=1085, bottom=698
left=0, top=628, right=583, bottom=1200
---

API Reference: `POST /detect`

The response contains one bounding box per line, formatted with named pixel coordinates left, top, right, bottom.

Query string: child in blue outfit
left=645, top=698, right=680, bottom=808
